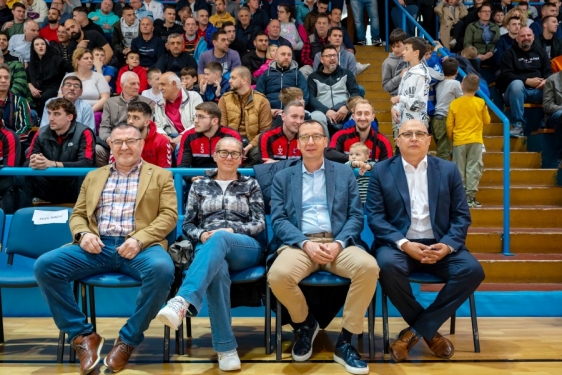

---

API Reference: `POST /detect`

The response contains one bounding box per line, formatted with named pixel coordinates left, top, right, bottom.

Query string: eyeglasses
left=111, top=138, right=142, bottom=147
left=216, top=150, right=242, bottom=160
left=63, top=83, right=81, bottom=89
left=398, top=131, right=429, bottom=140
left=321, top=53, right=338, bottom=59
left=298, top=134, right=326, bottom=142
left=195, top=115, right=212, bottom=120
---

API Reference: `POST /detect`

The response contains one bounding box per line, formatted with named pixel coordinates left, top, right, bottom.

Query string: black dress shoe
left=291, top=318, right=319, bottom=361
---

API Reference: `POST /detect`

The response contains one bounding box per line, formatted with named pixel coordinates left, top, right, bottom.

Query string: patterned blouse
left=182, top=169, right=266, bottom=242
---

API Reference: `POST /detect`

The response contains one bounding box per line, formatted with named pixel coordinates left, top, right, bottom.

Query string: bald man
left=65, top=19, right=113, bottom=65
left=7, top=20, right=39, bottom=63
left=365, top=120, right=484, bottom=362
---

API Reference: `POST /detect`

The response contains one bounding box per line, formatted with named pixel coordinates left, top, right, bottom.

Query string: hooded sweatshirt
left=392, top=63, right=431, bottom=126
left=120, top=17, right=140, bottom=48
left=381, top=52, right=409, bottom=96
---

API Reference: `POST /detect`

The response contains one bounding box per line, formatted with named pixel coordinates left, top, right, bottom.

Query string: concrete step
left=470, top=206, right=562, bottom=228
left=476, top=186, right=562, bottom=206
left=480, top=169, right=558, bottom=186
left=482, top=152, right=541, bottom=168
left=474, top=253, right=562, bottom=283
left=467, top=228, right=562, bottom=254
left=356, top=73, right=382, bottom=82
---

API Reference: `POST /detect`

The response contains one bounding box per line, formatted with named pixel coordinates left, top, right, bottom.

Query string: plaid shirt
left=96, top=160, right=142, bottom=237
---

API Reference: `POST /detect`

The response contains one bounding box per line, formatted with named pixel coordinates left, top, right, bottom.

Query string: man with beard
left=73, top=6, right=105, bottom=35
left=218, top=66, right=271, bottom=166
left=209, top=0, right=235, bottom=28
left=65, top=19, right=113, bottom=65
left=307, top=44, right=362, bottom=134
left=113, top=5, right=140, bottom=62
left=131, top=17, right=165, bottom=68
left=197, top=29, right=241, bottom=83
left=326, top=99, right=393, bottom=164
left=39, top=0, right=71, bottom=28
left=498, top=27, right=552, bottom=137
left=39, top=8, right=61, bottom=42
left=154, top=33, right=197, bottom=76
left=223, top=22, right=248, bottom=59
left=255, top=45, right=309, bottom=109
left=241, top=32, right=268, bottom=84
left=0, top=31, right=17, bottom=62
left=258, top=100, right=304, bottom=163
left=40, top=75, right=95, bottom=131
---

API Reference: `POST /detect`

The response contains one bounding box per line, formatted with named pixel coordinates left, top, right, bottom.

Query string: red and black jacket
left=25, top=121, right=95, bottom=167
left=0, top=126, right=21, bottom=166
left=258, top=126, right=301, bottom=162
left=325, top=127, right=393, bottom=164
left=177, top=125, right=242, bottom=168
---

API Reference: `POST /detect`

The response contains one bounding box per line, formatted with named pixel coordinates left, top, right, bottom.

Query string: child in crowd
left=141, top=68, right=162, bottom=103
left=391, top=37, right=431, bottom=140
left=382, top=28, right=409, bottom=97
left=344, top=142, right=375, bottom=204
left=116, top=51, right=148, bottom=95
left=200, top=62, right=229, bottom=102
left=432, top=57, right=463, bottom=160
left=423, top=41, right=445, bottom=117
left=342, top=96, right=379, bottom=132
left=447, top=73, right=491, bottom=208
left=92, top=47, right=117, bottom=93
left=180, top=67, right=199, bottom=91
left=253, top=44, right=277, bottom=80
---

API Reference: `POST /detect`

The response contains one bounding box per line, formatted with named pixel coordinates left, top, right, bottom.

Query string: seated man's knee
left=147, top=254, right=175, bottom=283
left=506, top=79, right=525, bottom=92
left=95, top=145, right=109, bottom=167
left=33, top=251, right=57, bottom=281
left=267, top=261, right=296, bottom=287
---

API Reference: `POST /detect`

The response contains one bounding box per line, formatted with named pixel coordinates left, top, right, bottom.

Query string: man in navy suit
left=267, top=120, right=378, bottom=375
left=365, top=119, right=485, bottom=362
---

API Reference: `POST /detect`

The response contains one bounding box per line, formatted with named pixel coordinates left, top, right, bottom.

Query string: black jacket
left=228, top=37, right=249, bottom=60
left=25, top=121, right=96, bottom=168
left=536, top=34, right=562, bottom=60
left=307, top=65, right=362, bottom=113
left=154, top=52, right=198, bottom=76
left=242, top=50, right=266, bottom=84
left=236, top=23, right=261, bottom=51
left=498, top=42, right=553, bottom=93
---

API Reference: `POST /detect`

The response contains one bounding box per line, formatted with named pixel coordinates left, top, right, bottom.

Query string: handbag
left=167, top=235, right=195, bottom=272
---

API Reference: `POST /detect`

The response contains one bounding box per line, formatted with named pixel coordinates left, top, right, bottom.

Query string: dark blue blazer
left=365, top=155, right=471, bottom=252
left=267, top=159, right=365, bottom=262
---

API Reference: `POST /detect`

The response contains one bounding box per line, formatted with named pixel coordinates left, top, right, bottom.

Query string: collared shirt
left=395, top=156, right=433, bottom=250
left=7, top=34, right=31, bottom=63
left=165, top=91, right=183, bottom=133
left=480, top=21, right=493, bottom=44
left=95, top=160, right=142, bottom=237
left=40, top=98, right=95, bottom=131
left=301, top=161, right=332, bottom=235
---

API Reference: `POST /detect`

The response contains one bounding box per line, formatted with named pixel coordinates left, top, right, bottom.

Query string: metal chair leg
left=275, top=298, right=282, bottom=361
left=382, top=291, right=389, bottom=355
left=368, top=297, right=375, bottom=359
left=265, top=283, right=271, bottom=355
left=178, top=321, right=185, bottom=356
left=80, top=284, right=88, bottom=324
left=163, top=326, right=170, bottom=363
left=69, top=282, right=80, bottom=363
left=56, top=330, right=65, bottom=363
left=450, top=312, right=456, bottom=335
left=469, top=293, right=480, bottom=353
left=185, top=317, right=192, bottom=339
left=88, top=286, right=96, bottom=332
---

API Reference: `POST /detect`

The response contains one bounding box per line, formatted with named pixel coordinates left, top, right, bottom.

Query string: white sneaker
left=156, top=296, right=189, bottom=330
left=356, top=62, right=371, bottom=75
left=218, top=349, right=241, bottom=371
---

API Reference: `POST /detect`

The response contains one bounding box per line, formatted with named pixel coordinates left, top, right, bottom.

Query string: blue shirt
left=480, top=22, right=493, bottom=45
left=40, top=98, right=95, bottom=131
left=300, top=161, right=332, bottom=235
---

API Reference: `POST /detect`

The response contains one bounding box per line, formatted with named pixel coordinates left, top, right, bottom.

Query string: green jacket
left=464, top=21, right=500, bottom=54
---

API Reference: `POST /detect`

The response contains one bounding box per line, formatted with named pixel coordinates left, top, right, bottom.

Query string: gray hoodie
left=381, top=52, right=409, bottom=96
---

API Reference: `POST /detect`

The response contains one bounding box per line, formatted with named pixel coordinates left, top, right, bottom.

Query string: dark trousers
left=376, top=240, right=485, bottom=340
left=24, top=176, right=82, bottom=204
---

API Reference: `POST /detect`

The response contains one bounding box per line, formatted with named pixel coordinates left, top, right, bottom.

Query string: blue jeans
left=176, top=231, right=262, bottom=352
left=391, top=5, right=419, bottom=37
left=503, top=80, right=543, bottom=126
left=350, top=0, right=380, bottom=41
left=34, top=236, right=174, bottom=346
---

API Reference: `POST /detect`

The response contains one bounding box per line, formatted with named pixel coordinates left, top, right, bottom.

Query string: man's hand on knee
left=117, top=238, right=141, bottom=259
left=80, top=233, right=105, bottom=254
left=303, top=241, right=334, bottom=264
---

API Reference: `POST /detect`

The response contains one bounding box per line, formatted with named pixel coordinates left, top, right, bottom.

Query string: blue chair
left=0, top=207, right=73, bottom=354
left=272, top=271, right=377, bottom=361
left=76, top=230, right=179, bottom=362
left=381, top=271, right=480, bottom=354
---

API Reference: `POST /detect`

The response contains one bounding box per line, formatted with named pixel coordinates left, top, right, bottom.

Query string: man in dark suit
left=365, top=119, right=485, bottom=362
left=267, top=120, right=378, bottom=375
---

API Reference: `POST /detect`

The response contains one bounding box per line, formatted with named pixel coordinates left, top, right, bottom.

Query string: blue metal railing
left=385, top=0, right=513, bottom=256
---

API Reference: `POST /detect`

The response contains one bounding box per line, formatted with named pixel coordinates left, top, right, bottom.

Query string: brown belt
left=307, top=232, right=333, bottom=238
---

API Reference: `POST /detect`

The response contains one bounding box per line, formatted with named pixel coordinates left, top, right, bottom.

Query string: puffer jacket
left=182, top=170, right=265, bottom=242
left=255, top=60, right=309, bottom=109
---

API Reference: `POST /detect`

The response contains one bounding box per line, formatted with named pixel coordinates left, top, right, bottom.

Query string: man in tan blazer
left=34, top=124, right=178, bottom=375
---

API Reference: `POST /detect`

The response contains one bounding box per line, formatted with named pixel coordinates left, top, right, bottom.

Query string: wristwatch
left=74, top=232, right=88, bottom=243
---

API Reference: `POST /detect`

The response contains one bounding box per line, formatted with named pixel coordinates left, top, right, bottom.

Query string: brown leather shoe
left=424, top=331, right=455, bottom=359
left=104, top=337, right=135, bottom=372
left=73, top=332, right=104, bottom=375
left=389, top=328, right=419, bottom=362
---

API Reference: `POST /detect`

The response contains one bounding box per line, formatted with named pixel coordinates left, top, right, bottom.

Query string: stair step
left=470, top=206, right=562, bottom=228
left=477, top=186, right=562, bottom=206
left=480, top=169, right=558, bottom=186
left=467, top=227, right=562, bottom=253
left=475, top=253, right=562, bottom=283
left=356, top=73, right=382, bottom=82
left=482, top=152, right=541, bottom=168
left=422, top=282, right=562, bottom=292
